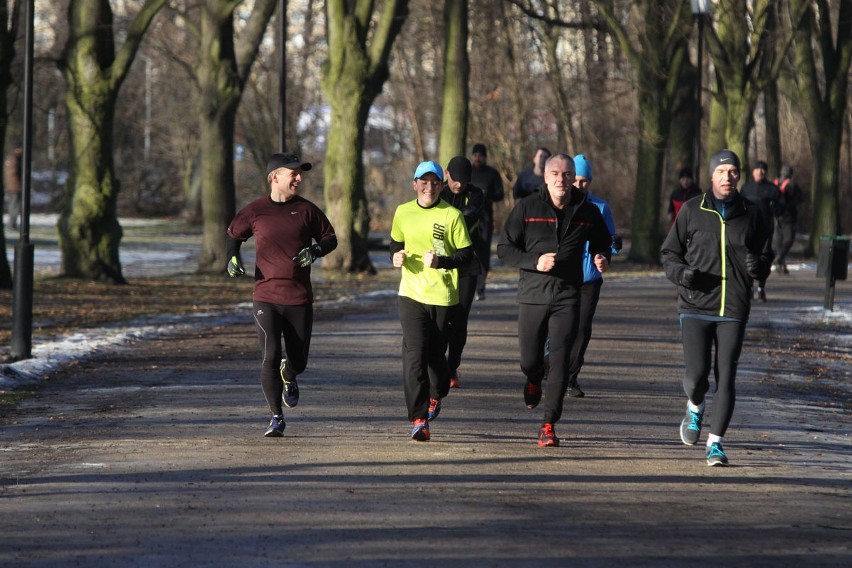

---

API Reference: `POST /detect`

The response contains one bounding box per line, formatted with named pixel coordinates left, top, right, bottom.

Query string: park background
left=1, top=0, right=851, bottom=289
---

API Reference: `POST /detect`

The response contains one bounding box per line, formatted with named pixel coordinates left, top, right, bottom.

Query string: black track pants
left=447, top=274, right=477, bottom=374
left=518, top=302, right=580, bottom=425
left=680, top=316, right=746, bottom=437
left=567, top=279, right=603, bottom=384
left=774, top=220, right=796, bottom=266
left=253, top=301, right=313, bottom=416
left=398, top=296, right=452, bottom=422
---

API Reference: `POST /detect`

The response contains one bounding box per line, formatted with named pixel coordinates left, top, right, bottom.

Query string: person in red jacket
left=667, top=167, right=702, bottom=226
left=226, top=153, right=337, bottom=437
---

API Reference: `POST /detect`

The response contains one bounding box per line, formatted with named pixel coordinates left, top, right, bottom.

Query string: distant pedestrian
left=470, top=143, right=505, bottom=300
left=4, top=146, right=22, bottom=230
left=565, top=154, right=622, bottom=398
left=773, top=165, right=804, bottom=274
left=390, top=160, right=473, bottom=441
left=668, top=167, right=701, bottom=226
left=740, top=160, right=780, bottom=302
left=226, top=153, right=337, bottom=438
left=498, top=153, right=612, bottom=447
left=661, top=149, right=772, bottom=466
left=441, top=156, right=484, bottom=389
left=512, top=147, right=551, bottom=201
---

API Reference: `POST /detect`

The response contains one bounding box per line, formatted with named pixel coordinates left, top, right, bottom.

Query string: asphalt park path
left=0, top=270, right=849, bottom=567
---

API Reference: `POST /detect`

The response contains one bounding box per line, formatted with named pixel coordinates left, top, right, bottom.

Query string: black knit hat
left=471, top=143, right=487, bottom=156
left=707, top=149, right=740, bottom=177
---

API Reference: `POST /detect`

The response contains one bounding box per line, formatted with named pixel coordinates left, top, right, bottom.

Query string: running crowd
left=225, top=147, right=778, bottom=468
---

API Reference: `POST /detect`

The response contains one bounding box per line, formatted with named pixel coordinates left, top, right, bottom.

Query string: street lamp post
left=11, top=0, right=35, bottom=360
left=278, top=0, right=287, bottom=152
left=691, top=0, right=711, bottom=185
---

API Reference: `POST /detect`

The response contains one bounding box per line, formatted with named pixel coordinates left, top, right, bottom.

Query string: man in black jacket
left=498, top=153, right=612, bottom=447
left=661, top=149, right=772, bottom=466
left=740, top=160, right=780, bottom=301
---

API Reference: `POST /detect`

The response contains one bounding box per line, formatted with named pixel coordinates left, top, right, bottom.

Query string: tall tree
left=788, top=0, right=852, bottom=249
left=438, top=0, right=469, bottom=166
left=321, top=0, right=410, bottom=273
left=56, top=0, right=167, bottom=283
left=592, top=0, right=692, bottom=264
left=704, top=0, right=783, bottom=167
left=194, top=0, right=277, bottom=272
left=0, top=0, right=21, bottom=290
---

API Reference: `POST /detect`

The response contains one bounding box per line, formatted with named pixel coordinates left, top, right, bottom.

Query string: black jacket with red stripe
left=498, top=186, right=612, bottom=305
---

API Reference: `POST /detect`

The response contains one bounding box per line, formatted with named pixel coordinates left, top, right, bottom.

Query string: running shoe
left=449, top=370, right=461, bottom=389
left=538, top=423, right=559, bottom=447
left=706, top=442, right=729, bottom=466
left=524, top=380, right=542, bottom=409
left=757, top=287, right=767, bottom=303
left=280, top=358, right=299, bottom=408
left=567, top=381, right=585, bottom=398
left=264, top=415, right=286, bottom=437
left=411, top=418, right=430, bottom=441
left=679, top=405, right=703, bottom=445
left=428, top=397, right=442, bottom=421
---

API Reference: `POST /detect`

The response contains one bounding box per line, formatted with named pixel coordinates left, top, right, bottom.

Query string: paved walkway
left=0, top=270, right=849, bottom=567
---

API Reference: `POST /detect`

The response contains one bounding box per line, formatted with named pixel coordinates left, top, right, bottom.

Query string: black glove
left=612, top=235, right=623, bottom=252
left=680, top=267, right=697, bottom=289
left=745, top=252, right=762, bottom=279
left=293, top=244, right=323, bottom=267
left=227, top=254, right=245, bottom=277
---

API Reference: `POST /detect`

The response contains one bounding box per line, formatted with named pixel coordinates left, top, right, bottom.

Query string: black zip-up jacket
left=498, top=186, right=612, bottom=305
left=661, top=191, right=771, bottom=321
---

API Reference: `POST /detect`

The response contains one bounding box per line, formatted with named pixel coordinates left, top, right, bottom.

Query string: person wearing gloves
left=564, top=154, right=622, bottom=398
left=226, top=153, right=337, bottom=437
left=498, top=153, right=612, bottom=448
left=440, top=156, right=485, bottom=389
left=390, top=160, right=473, bottom=441
left=661, top=149, right=771, bottom=466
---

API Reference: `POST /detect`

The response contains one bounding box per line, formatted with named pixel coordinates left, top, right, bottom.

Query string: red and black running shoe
left=538, top=423, right=559, bottom=447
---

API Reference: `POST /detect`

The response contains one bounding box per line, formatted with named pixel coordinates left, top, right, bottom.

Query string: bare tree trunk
left=194, top=0, right=277, bottom=273
left=789, top=0, right=852, bottom=250
left=438, top=0, right=469, bottom=166
left=56, top=0, right=167, bottom=283
left=321, top=0, right=410, bottom=274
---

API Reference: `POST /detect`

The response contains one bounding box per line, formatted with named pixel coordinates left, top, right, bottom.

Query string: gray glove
left=227, top=254, right=245, bottom=277
left=293, top=244, right=323, bottom=267
left=680, top=267, right=696, bottom=289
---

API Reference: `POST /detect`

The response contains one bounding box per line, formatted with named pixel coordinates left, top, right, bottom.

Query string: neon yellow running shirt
left=391, top=199, right=472, bottom=306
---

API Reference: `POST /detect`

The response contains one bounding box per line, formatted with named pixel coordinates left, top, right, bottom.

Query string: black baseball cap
left=266, top=153, right=312, bottom=175
left=446, top=156, right=472, bottom=184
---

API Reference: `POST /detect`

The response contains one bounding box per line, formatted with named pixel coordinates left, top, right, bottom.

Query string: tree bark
left=789, top=0, right=852, bottom=250
left=438, top=0, right=469, bottom=166
left=57, top=0, right=167, bottom=283
left=321, top=0, right=410, bottom=274
left=195, top=0, right=277, bottom=273
left=593, top=0, right=692, bottom=264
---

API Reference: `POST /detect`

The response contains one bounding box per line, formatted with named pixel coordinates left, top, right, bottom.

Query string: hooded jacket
left=498, top=186, right=612, bottom=305
left=661, top=191, right=771, bottom=321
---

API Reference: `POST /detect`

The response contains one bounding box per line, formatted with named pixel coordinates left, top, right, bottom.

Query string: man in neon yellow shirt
left=390, top=160, right=474, bottom=441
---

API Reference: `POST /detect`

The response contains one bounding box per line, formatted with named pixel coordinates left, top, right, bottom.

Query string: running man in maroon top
left=226, top=153, right=337, bottom=437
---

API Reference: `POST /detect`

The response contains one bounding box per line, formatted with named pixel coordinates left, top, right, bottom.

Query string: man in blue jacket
left=498, top=153, right=612, bottom=447
left=661, top=149, right=772, bottom=466
left=565, top=154, right=621, bottom=398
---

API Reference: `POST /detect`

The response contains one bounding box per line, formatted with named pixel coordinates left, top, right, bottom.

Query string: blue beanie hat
left=574, top=154, right=592, bottom=180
